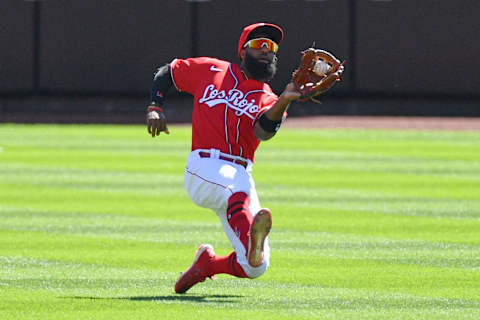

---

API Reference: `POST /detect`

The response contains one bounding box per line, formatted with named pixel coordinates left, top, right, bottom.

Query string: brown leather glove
left=292, top=48, right=345, bottom=103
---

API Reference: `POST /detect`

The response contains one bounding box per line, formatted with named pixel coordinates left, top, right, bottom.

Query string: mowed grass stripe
left=3, top=201, right=480, bottom=245
left=3, top=160, right=479, bottom=198
left=2, top=206, right=479, bottom=268
left=4, top=288, right=477, bottom=320
left=1, top=229, right=479, bottom=300
left=2, top=207, right=479, bottom=266
left=1, top=124, right=479, bottom=319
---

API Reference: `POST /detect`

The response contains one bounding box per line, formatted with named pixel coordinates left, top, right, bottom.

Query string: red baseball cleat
left=174, top=244, right=216, bottom=294
left=248, top=208, right=272, bottom=267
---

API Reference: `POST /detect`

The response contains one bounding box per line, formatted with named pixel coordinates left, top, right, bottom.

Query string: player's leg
left=226, top=191, right=253, bottom=256
left=216, top=185, right=271, bottom=279
left=182, top=156, right=255, bottom=276
left=176, top=152, right=249, bottom=293
left=184, top=158, right=272, bottom=277
left=175, top=151, right=271, bottom=293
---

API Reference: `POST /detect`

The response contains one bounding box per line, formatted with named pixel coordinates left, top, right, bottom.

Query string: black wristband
left=258, top=114, right=282, bottom=133
left=150, top=64, right=172, bottom=106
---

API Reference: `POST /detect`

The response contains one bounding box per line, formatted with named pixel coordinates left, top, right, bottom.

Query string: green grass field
left=1, top=123, right=479, bottom=319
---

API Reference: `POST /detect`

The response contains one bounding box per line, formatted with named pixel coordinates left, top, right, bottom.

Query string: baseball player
left=146, top=22, right=301, bottom=293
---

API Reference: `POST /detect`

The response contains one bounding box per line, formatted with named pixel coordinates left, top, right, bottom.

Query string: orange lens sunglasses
left=243, top=38, right=279, bottom=53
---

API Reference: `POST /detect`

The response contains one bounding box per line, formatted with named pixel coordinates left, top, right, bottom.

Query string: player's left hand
left=147, top=110, right=170, bottom=137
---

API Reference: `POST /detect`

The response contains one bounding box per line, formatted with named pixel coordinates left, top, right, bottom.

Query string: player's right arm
left=147, top=58, right=205, bottom=137
left=147, top=63, right=172, bottom=137
left=254, top=83, right=301, bottom=141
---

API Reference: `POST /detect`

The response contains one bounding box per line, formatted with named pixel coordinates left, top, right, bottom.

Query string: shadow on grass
left=67, top=294, right=243, bottom=304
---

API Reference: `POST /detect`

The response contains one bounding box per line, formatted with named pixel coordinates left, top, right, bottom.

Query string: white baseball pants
left=184, top=148, right=270, bottom=278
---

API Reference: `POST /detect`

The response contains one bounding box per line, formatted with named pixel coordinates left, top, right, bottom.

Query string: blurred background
left=1, top=0, right=479, bottom=123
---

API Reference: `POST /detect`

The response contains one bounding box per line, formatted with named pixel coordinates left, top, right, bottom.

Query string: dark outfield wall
left=39, top=1, right=191, bottom=93
left=1, top=0, right=479, bottom=112
left=355, top=0, right=480, bottom=95
left=0, top=0, right=35, bottom=92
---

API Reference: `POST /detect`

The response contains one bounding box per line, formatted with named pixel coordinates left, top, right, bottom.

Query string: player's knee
left=228, top=191, right=250, bottom=204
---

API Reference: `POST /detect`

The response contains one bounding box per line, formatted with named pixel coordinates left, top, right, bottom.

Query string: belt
left=199, top=151, right=248, bottom=168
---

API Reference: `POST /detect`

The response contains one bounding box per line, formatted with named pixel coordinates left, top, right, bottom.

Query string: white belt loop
left=210, top=148, right=220, bottom=159
left=245, top=160, right=253, bottom=172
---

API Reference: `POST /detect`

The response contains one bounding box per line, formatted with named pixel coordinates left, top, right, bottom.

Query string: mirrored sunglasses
left=243, top=38, right=279, bottom=53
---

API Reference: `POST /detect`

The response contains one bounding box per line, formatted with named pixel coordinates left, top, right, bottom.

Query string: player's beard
left=243, top=51, right=277, bottom=82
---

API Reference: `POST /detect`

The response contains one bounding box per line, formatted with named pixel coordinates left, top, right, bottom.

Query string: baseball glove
left=292, top=48, right=345, bottom=103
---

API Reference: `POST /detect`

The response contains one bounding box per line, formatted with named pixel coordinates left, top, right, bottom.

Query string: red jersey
left=170, top=57, right=280, bottom=162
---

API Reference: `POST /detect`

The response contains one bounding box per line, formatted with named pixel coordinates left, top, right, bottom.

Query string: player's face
left=242, top=46, right=277, bottom=82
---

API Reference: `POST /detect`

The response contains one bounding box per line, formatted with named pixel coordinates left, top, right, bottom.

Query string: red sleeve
left=169, top=58, right=203, bottom=94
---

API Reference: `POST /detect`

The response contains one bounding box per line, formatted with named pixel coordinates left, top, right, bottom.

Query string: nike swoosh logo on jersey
left=210, top=66, right=223, bottom=72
